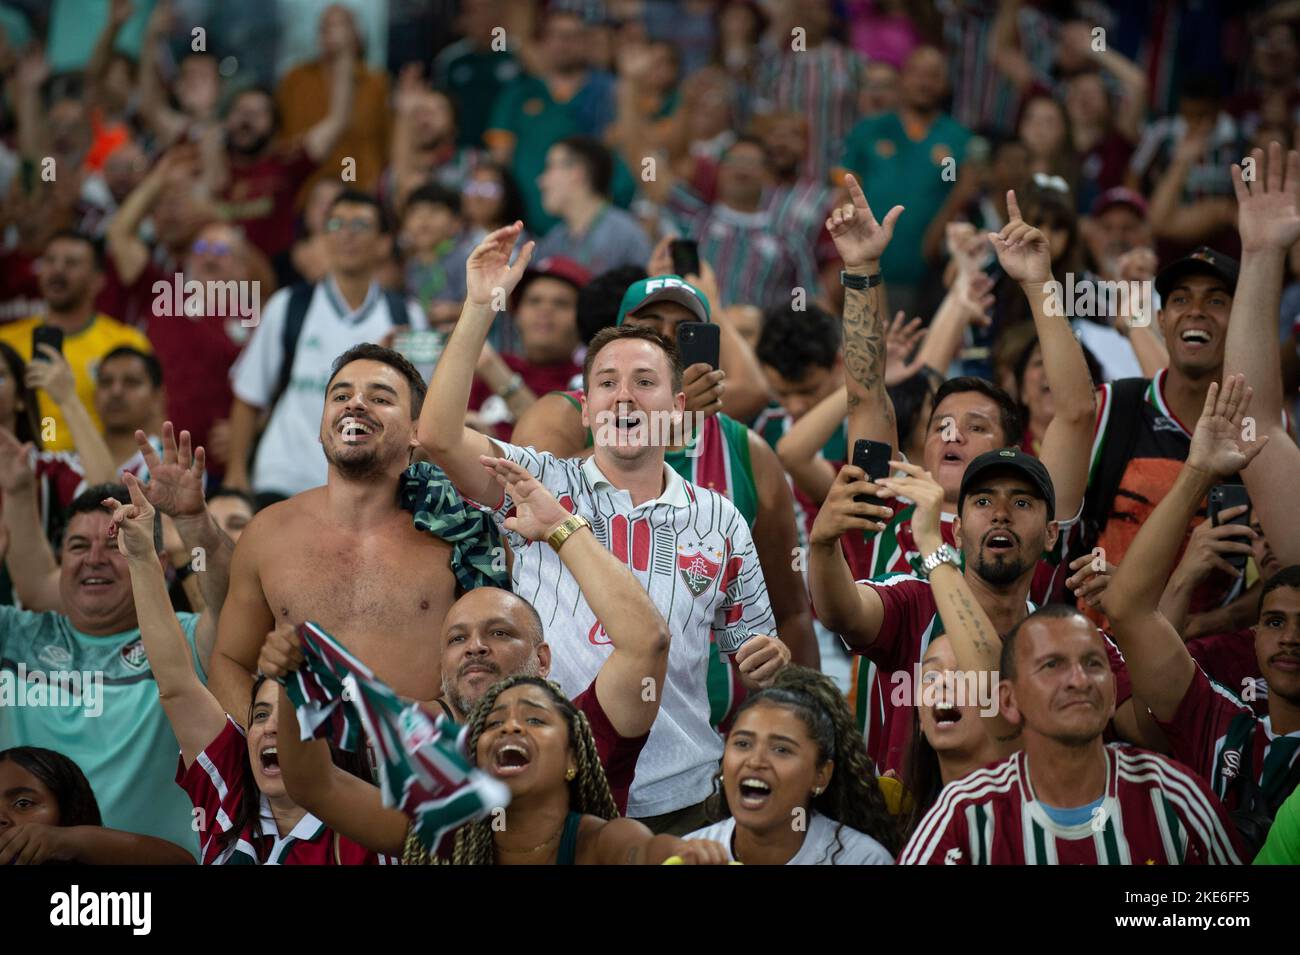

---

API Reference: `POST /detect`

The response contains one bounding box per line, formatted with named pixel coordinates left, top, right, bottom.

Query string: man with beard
left=264, top=453, right=669, bottom=827
left=0, top=232, right=151, bottom=452
left=211, top=57, right=355, bottom=275
left=225, top=191, right=426, bottom=504
left=811, top=447, right=1151, bottom=776
left=899, top=605, right=1241, bottom=865
left=1103, top=374, right=1300, bottom=856
left=208, top=344, right=459, bottom=721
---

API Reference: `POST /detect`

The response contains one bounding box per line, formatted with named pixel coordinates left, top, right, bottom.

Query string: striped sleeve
left=1120, top=750, right=1243, bottom=865
left=857, top=574, right=933, bottom=671
left=1154, top=665, right=1251, bottom=784
left=1086, top=382, right=1112, bottom=486
left=176, top=717, right=247, bottom=864
left=899, top=760, right=1017, bottom=865
left=713, top=497, right=775, bottom=653
left=486, top=440, right=580, bottom=515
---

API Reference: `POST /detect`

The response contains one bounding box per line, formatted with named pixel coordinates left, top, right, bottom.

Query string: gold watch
left=546, top=515, right=591, bottom=552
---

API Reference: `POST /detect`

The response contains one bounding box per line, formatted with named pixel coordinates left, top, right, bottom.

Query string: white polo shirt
left=480, top=442, right=775, bottom=817
left=230, top=278, right=427, bottom=496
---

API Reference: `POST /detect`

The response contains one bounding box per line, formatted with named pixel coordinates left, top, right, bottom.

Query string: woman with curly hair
left=403, top=675, right=729, bottom=865
left=686, top=666, right=900, bottom=864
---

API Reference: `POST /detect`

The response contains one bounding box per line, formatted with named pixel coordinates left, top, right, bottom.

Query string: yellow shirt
left=0, top=315, right=152, bottom=452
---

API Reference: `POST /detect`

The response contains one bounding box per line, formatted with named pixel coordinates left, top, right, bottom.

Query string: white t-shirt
left=478, top=442, right=775, bottom=817
left=686, top=812, right=894, bottom=865
left=230, top=278, right=426, bottom=496
left=1071, top=319, right=1143, bottom=382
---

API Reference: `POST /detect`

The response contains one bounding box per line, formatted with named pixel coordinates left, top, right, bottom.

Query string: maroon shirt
left=571, top=679, right=648, bottom=814
left=468, top=353, right=581, bottom=442
left=217, top=145, right=317, bottom=260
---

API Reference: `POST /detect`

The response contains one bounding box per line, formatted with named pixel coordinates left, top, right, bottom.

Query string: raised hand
left=1065, top=552, right=1118, bottom=609
left=101, top=472, right=158, bottom=562
left=480, top=455, right=571, bottom=542
left=825, top=173, right=903, bottom=270
left=884, top=311, right=927, bottom=386
left=0, top=427, right=35, bottom=493
left=1232, top=142, right=1300, bottom=254
left=875, top=459, right=945, bottom=555
left=466, top=222, right=535, bottom=308
left=135, top=421, right=206, bottom=521
left=989, top=190, right=1053, bottom=285
left=808, top=465, right=893, bottom=546
left=1186, top=374, right=1269, bottom=479
left=734, top=634, right=790, bottom=688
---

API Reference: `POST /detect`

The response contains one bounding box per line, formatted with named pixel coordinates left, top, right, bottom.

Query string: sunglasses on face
left=326, top=217, right=378, bottom=234
left=462, top=181, right=503, bottom=199
left=192, top=239, right=233, bottom=257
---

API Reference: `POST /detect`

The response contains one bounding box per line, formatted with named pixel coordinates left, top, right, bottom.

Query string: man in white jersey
left=419, top=223, right=786, bottom=834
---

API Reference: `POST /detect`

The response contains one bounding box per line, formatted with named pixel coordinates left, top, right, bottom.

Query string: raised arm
left=1148, top=132, right=1237, bottom=242
left=1112, top=248, right=1169, bottom=377
left=776, top=386, right=844, bottom=503
left=827, top=174, right=905, bottom=456
left=418, top=224, right=534, bottom=503
left=879, top=460, right=1021, bottom=743
left=1225, top=143, right=1300, bottom=564
left=108, top=474, right=226, bottom=766
left=209, top=519, right=276, bottom=721
left=481, top=456, right=670, bottom=738
left=1101, top=376, right=1267, bottom=721
left=23, top=347, right=116, bottom=485
left=107, top=147, right=196, bottom=287
left=0, top=430, right=61, bottom=611
left=990, top=190, right=1095, bottom=519
left=807, top=465, right=892, bottom=648
left=85, top=0, right=133, bottom=114
left=302, top=48, right=359, bottom=164
left=132, top=423, right=233, bottom=670
left=136, top=0, right=189, bottom=147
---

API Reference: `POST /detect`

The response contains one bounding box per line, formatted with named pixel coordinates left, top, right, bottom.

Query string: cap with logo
left=616, top=274, right=711, bottom=326
left=1154, top=246, right=1239, bottom=301
left=958, top=448, right=1056, bottom=518
left=512, top=255, right=592, bottom=308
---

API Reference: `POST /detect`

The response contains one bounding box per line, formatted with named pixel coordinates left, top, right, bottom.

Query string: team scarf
left=399, top=461, right=509, bottom=592
left=284, top=622, right=511, bottom=854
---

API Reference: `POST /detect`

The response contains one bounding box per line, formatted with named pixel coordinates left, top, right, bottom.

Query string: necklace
left=494, top=824, right=564, bottom=856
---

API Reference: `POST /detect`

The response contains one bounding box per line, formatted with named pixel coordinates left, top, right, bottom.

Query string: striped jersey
left=843, top=502, right=1078, bottom=746
left=1156, top=666, right=1300, bottom=812
left=848, top=573, right=1132, bottom=776
left=752, top=401, right=847, bottom=547
left=900, top=746, right=1243, bottom=865
left=481, top=440, right=774, bottom=818
left=177, top=718, right=394, bottom=865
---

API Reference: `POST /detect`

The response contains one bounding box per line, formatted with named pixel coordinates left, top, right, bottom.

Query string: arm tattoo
left=842, top=286, right=887, bottom=396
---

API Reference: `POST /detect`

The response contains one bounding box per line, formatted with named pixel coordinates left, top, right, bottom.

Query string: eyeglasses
left=1032, top=172, right=1070, bottom=194
left=326, top=217, right=378, bottom=234
left=192, top=239, right=233, bottom=257
left=462, top=181, right=503, bottom=199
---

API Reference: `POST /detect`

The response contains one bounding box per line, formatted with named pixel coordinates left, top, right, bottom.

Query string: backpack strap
left=269, top=282, right=316, bottom=413
left=383, top=288, right=411, bottom=329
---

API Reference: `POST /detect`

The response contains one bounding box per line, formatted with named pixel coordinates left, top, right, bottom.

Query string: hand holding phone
left=1208, top=483, right=1252, bottom=573
left=677, top=322, right=720, bottom=370
left=31, top=326, right=64, bottom=362
left=851, top=439, right=892, bottom=508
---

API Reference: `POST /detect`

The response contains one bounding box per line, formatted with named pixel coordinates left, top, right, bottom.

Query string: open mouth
left=736, top=777, right=773, bottom=810
left=934, top=704, right=962, bottom=725
left=940, top=450, right=964, bottom=467
left=338, top=416, right=378, bottom=443
left=492, top=741, right=532, bottom=777
left=259, top=746, right=280, bottom=777
left=1180, top=328, right=1212, bottom=346
left=80, top=576, right=114, bottom=589
left=984, top=531, right=1016, bottom=553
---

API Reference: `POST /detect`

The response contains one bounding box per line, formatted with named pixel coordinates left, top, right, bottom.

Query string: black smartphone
left=1208, top=483, right=1251, bottom=573
left=670, top=238, right=700, bottom=278
left=31, top=326, right=64, bottom=362
left=677, top=321, right=720, bottom=370
left=851, top=439, right=892, bottom=509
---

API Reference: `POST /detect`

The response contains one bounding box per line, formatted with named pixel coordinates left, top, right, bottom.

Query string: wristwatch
left=919, top=543, right=960, bottom=578
left=546, top=515, right=592, bottom=552
left=498, top=373, right=525, bottom=399
left=840, top=270, right=883, bottom=290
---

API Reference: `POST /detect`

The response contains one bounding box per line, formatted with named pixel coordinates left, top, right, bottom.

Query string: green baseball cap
left=615, top=274, right=711, bottom=326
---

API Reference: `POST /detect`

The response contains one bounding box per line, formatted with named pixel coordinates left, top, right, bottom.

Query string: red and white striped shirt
left=900, top=746, right=1242, bottom=865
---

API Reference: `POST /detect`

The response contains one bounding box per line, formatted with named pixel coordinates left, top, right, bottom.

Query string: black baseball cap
left=958, top=448, right=1056, bottom=518
left=1154, top=246, right=1239, bottom=301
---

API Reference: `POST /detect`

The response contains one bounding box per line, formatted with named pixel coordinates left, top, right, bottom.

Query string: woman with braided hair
left=687, top=666, right=900, bottom=863
left=404, top=675, right=730, bottom=865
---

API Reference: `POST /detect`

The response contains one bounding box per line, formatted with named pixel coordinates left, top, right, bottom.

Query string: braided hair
left=707, top=666, right=901, bottom=860
left=450, top=675, right=619, bottom=865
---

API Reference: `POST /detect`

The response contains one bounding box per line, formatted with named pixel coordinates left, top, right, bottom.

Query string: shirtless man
left=208, top=344, right=457, bottom=717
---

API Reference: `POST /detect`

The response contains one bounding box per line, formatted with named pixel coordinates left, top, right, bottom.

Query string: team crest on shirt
left=120, top=638, right=149, bottom=671
left=677, top=540, right=724, bottom=597
left=874, top=139, right=896, bottom=159
left=37, top=644, right=72, bottom=669
left=1220, top=748, right=1241, bottom=781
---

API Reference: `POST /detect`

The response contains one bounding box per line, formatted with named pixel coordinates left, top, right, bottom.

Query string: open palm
left=1233, top=143, right=1300, bottom=254
left=1187, top=375, right=1268, bottom=479
left=481, top=455, right=570, bottom=541
left=825, top=174, right=903, bottom=269
left=466, top=222, right=535, bottom=307
left=137, top=422, right=206, bottom=519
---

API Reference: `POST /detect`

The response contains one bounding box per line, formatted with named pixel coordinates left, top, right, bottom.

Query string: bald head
left=439, top=588, right=550, bottom=719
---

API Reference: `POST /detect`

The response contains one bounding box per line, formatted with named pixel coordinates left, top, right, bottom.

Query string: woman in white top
left=687, top=666, right=898, bottom=864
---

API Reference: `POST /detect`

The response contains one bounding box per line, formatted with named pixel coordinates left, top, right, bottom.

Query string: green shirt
left=0, top=606, right=205, bottom=858
left=839, top=112, right=972, bottom=286
left=1254, top=785, right=1300, bottom=864
left=433, top=40, right=521, bottom=149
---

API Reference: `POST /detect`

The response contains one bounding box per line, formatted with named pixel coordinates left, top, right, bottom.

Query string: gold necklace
left=494, top=824, right=565, bottom=855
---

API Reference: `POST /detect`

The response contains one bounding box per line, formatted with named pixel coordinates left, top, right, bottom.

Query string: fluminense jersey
left=849, top=573, right=1132, bottom=776
left=844, top=500, right=1078, bottom=743
left=559, top=390, right=760, bottom=731
left=480, top=440, right=774, bottom=818
left=1156, top=666, right=1300, bottom=812
left=900, top=746, right=1242, bottom=865
left=751, top=400, right=847, bottom=547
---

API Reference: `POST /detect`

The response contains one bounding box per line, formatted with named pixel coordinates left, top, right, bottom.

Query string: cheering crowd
left=1, top=0, right=1300, bottom=867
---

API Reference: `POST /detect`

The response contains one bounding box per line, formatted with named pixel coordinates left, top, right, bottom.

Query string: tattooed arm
left=826, top=174, right=904, bottom=458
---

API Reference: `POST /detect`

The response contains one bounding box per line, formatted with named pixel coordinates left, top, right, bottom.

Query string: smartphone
left=851, top=439, right=892, bottom=509
left=670, top=239, right=700, bottom=279
left=392, top=329, right=444, bottom=365
left=31, top=326, right=64, bottom=362
left=1208, top=483, right=1251, bottom=573
left=677, top=321, right=720, bottom=370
